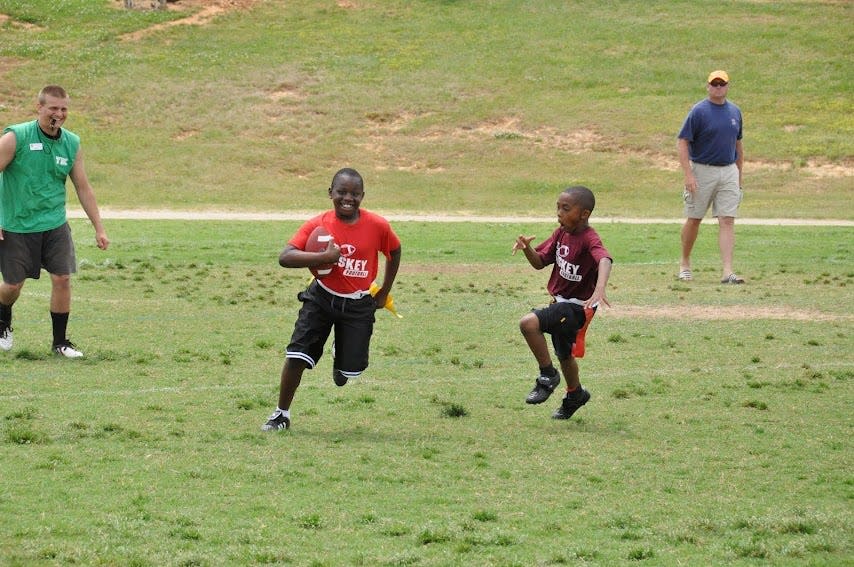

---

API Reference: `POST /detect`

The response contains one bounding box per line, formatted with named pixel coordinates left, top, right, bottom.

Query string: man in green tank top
left=0, top=85, right=109, bottom=357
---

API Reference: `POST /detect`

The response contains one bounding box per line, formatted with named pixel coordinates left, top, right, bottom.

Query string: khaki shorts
left=683, top=162, right=742, bottom=219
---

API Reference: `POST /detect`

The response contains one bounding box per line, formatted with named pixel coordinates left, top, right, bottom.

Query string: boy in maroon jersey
left=512, top=186, right=612, bottom=420
left=262, top=168, right=401, bottom=431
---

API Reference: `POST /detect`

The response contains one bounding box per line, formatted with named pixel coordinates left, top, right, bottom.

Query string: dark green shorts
left=0, top=223, right=77, bottom=283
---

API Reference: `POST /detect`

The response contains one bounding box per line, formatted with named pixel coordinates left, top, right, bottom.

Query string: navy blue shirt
left=678, top=99, right=743, bottom=166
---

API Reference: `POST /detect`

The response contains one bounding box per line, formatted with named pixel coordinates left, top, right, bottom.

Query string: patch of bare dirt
left=172, top=128, right=200, bottom=141
left=117, top=0, right=259, bottom=42
left=610, top=304, right=851, bottom=322
left=0, top=13, right=45, bottom=31
left=799, top=160, right=854, bottom=178
left=269, top=82, right=308, bottom=102
left=360, top=111, right=446, bottom=173
left=365, top=112, right=852, bottom=178
left=0, top=56, right=25, bottom=77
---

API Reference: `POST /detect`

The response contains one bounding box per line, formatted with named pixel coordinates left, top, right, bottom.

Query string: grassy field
left=0, top=219, right=851, bottom=566
left=0, top=1, right=852, bottom=565
left=0, top=0, right=851, bottom=218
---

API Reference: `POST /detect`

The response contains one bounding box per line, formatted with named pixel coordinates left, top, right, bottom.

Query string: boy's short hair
left=332, top=167, right=363, bottom=188
left=563, top=186, right=595, bottom=212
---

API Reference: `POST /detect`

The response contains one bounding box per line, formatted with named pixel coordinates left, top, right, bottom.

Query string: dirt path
left=118, top=0, right=260, bottom=41
left=68, top=209, right=854, bottom=226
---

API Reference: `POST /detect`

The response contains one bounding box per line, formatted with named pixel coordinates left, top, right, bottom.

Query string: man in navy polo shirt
left=677, top=70, right=745, bottom=285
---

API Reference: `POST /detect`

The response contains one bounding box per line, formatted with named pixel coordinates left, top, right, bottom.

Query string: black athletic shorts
left=532, top=301, right=588, bottom=361
left=285, top=280, right=377, bottom=372
left=0, top=223, right=77, bottom=283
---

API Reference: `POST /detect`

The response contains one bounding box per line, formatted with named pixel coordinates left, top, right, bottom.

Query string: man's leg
left=0, top=281, right=23, bottom=351
left=50, top=273, right=72, bottom=347
left=49, top=273, right=71, bottom=312
left=0, top=281, right=23, bottom=308
left=718, top=216, right=736, bottom=279
left=680, top=218, right=702, bottom=272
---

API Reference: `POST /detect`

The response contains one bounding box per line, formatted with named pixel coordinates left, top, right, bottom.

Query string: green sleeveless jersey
left=0, top=120, right=80, bottom=232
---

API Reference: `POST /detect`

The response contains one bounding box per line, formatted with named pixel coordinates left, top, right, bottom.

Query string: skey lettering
left=339, top=257, right=369, bottom=278
left=556, top=256, right=582, bottom=282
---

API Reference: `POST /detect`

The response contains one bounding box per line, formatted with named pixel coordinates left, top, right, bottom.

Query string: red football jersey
left=289, top=209, right=401, bottom=296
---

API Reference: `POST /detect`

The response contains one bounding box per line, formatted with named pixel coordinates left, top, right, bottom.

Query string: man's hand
left=95, top=231, right=109, bottom=250
left=683, top=173, right=698, bottom=194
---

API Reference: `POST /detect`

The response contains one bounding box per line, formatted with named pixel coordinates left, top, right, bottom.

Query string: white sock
left=277, top=408, right=290, bottom=419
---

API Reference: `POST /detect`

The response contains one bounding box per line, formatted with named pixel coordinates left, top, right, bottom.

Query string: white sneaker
left=53, top=340, right=84, bottom=358
left=0, top=325, right=12, bottom=351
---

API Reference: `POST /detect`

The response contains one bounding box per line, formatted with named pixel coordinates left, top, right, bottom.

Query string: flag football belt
left=552, top=295, right=597, bottom=358
left=316, top=279, right=372, bottom=300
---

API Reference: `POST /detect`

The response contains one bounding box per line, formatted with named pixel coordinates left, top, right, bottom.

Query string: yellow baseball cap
left=707, top=70, right=730, bottom=83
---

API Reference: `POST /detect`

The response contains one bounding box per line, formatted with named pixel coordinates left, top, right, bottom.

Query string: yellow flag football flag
left=369, top=282, right=402, bottom=318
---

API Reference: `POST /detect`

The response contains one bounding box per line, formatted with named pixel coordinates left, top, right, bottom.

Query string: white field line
left=68, top=209, right=854, bottom=226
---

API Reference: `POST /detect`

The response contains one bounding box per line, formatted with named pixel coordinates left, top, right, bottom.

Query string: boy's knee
left=519, top=313, right=540, bottom=335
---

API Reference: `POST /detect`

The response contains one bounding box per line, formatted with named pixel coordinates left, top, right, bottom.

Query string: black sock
left=51, top=312, right=69, bottom=346
left=0, top=302, right=11, bottom=327
left=539, top=365, right=558, bottom=377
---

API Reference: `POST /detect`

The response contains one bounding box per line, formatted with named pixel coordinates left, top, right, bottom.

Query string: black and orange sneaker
left=552, top=388, right=591, bottom=420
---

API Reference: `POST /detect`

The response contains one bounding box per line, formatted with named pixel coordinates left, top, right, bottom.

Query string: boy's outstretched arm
left=372, top=246, right=401, bottom=309
left=512, top=235, right=545, bottom=269
left=585, top=257, right=612, bottom=309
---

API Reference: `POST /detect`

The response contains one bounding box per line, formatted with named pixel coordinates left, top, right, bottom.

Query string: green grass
left=0, top=219, right=851, bottom=565
left=0, top=1, right=852, bottom=564
left=0, top=0, right=851, bottom=218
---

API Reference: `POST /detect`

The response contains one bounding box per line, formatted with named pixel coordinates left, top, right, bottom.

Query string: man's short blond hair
left=38, top=85, right=69, bottom=104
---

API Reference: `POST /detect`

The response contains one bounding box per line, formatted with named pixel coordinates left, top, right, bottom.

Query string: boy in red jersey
left=262, top=168, right=401, bottom=431
left=512, top=186, right=612, bottom=420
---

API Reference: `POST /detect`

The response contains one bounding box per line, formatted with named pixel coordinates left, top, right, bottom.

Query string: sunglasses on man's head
left=710, top=81, right=728, bottom=87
